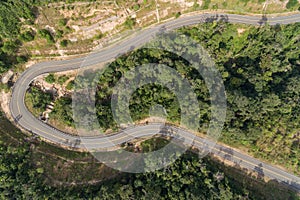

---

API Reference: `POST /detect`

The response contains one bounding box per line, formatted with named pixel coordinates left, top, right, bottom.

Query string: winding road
left=10, top=13, right=300, bottom=192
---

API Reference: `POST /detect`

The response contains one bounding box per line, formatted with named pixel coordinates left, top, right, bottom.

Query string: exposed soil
left=0, top=91, right=11, bottom=118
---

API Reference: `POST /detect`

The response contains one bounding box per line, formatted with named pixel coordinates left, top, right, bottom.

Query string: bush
left=19, top=30, right=35, bottom=42
left=58, top=18, right=67, bottom=27
left=1, top=41, right=18, bottom=54
left=133, top=4, right=140, bottom=11
left=16, top=55, right=28, bottom=63
left=56, top=30, right=64, bottom=38
left=57, top=75, right=69, bottom=85
left=60, top=39, right=69, bottom=47
left=286, top=0, right=299, bottom=9
left=38, top=29, right=55, bottom=44
left=175, top=12, right=181, bottom=18
left=45, top=73, right=55, bottom=84
left=66, top=80, right=74, bottom=90
left=95, top=32, right=104, bottom=40
left=202, top=0, right=211, bottom=9
left=124, top=17, right=136, bottom=29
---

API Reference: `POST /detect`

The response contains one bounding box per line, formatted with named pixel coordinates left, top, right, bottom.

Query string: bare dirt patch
left=0, top=91, right=11, bottom=118
left=237, top=28, right=246, bottom=36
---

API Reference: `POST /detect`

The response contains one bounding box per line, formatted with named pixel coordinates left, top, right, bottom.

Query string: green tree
left=45, top=73, right=55, bottom=84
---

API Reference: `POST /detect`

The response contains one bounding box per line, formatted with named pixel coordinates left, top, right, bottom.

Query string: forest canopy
left=69, top=22, right=300, bottom=174
left=0, top=114, right=296, bottom=199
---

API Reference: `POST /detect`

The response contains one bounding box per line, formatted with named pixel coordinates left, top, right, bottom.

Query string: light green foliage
left=57, top=75, right=69, bottom=85
left=58, top=18, right=67, bottom=27
left=202, top=0, right=211, bottom=9
left=124, top=17, right=136, bottom=29
left=133, top=4, right=140, bottom=11
left=1, top=41, right=18, bottom=55
left=66, top=80, right=74, bottom=90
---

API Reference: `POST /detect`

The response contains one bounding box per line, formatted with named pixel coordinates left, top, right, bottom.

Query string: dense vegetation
left=50, top=96, right=74, bottom=127
left=25, top=86, right=53, bottom=116
left=2, top=2, right=299, bottom=199
left=0, top=0, right=98, bottom=75
left=25, top=21, right=300, bottom=176
left=286, top=0, right=300, bottom=9
left=0, top=0, right=36, bottom=74
left=0, top=113, right=297, bottom=199
left=71, top=22, right=300, bottom=174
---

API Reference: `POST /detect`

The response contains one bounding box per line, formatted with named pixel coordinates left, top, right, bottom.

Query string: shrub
left=45, top=73, right=55, bottom=84
left=19, top=30, right=35, bottom=42
left=38, top=29, right=55, bottom=44
left=57, top=75, right=69, bottom=85
left=60, top=39, right=69, bottom=47
left=58, top=18, right=67, bottom=27
left=286, top=0, right=299, bottom=9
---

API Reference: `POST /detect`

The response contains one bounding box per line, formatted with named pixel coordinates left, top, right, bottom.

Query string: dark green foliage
left=0, top=0, right=34, bottom=38
left=0, top=142, right=43, bottom=199
left=0, top=59, right=9, bottom=74
left=60, top=39, right=69, bottom=47
left=51, top=97, right=74, bottom=127
left=19, top=30, right=35, bottom=42
left=183, top=23, right=300, bottom=173
left=175, top=12, right=181, bottom=18
left=38, top=29, right=55, bottom=44
left=16, top=55, right=28, bottom=63
left=27, top=87, right=53, bottom=110
left=0, top=1, right=35, bottom=75
left=0, top=128, right=247, bottom=199
left=56, top=29, right=64, bottom=38
left=45, top=73, right=55, bottom=84
left=129, top=84, right=181, bottom=122
left=0, top=128, right=296, bottom=200
left=91, top=22, right=300, bottom=173
left=286, top=0, right=299, bottom=9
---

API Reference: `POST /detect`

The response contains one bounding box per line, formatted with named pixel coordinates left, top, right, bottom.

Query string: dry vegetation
left=18, top=0, right=297, bottom=58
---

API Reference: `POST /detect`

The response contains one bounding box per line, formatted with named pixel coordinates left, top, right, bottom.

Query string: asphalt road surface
left=10, top=12, right=300, bottom=192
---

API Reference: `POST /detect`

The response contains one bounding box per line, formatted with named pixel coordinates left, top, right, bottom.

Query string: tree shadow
left=219, top=146, right=234, bottom=161
left=205, top=14, right=229, bottom=23
left=254, top=163, right=264, bottom=179
left=258, top=14, right=268, bottom=26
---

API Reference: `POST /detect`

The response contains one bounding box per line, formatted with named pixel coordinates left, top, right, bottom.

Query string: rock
left=1, top=70, right=14, bottom=84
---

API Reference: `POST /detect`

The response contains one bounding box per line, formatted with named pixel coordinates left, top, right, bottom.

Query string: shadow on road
left=258, top=14, right=268, bottom=25
left=205, top=14, right=229, bottom=23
